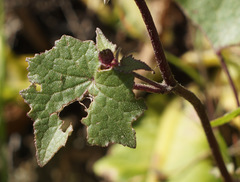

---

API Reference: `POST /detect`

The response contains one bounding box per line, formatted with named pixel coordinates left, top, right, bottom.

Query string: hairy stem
left=133, top=72, right=171, bottom=90
left=134, top=0, right=176, bottom=87
left=217, top=50, right=240, bottom=107
left=133, top=0, right=232, bottom=181
left=133, top=72, right=172, bottom=93
left=133, top=83, right=169, bottom=93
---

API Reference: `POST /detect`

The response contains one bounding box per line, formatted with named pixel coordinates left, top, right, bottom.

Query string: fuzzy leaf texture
left=116, top=55, right=153, bottom=73
left=20, top=29, right=146, bottom=166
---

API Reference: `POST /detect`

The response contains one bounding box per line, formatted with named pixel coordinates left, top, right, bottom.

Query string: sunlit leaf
left=94, top=96, right=225, bottom=182
left=20, top=29, right=146, bottom=166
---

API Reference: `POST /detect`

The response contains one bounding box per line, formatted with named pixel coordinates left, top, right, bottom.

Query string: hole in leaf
left=59, top=98, right=91, bottom=132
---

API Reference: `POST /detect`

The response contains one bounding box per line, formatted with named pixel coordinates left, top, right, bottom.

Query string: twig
left=173, top=84, right=233, bottom=182
left=132, top=72, right=172, bottom=93
left=133, top=0, right=176, bottom=87
left=133, top=0, right=233, bottom=181
left=133, top=83, right=169, bottom=94
left=132, top=72, right=171, bottom=90
left=217, top=50, right=240, bottom=107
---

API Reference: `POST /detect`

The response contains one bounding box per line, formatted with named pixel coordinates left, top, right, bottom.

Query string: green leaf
left=96, top=28, right=116, bottom=52
left=115, top=55, right=153, bottom=73
left=176, top=0, right=240, bottom=49
left=94, top=111, right=159, bottom=181
left=20, top=29, right=146, bottom=166
left=94, top=97, right=225, bottom=182
left=211, top=107, right=240, bottom=127
left=165, top=52, right=204, bottom=86
left=82, top=70, right=145, bottom=147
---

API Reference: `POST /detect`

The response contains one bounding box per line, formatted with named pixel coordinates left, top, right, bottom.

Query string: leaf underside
left=20, top=28, right=146, bottom=166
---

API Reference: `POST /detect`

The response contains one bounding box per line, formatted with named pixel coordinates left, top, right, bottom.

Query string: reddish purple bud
left=98, top=49, right=114, bottom=68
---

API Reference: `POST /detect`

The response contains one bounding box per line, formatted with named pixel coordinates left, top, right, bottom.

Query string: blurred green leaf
left=116, top=0, right=146, bottom=39
left=0, top=0, right=8, bottom=180
left=165, top=51, right=204, bottom=86
left=176, top=0, right=240, bottom=50
left=94, top=110, right=159, bottom=182
left=94, top=96, right=225, bottom=182
left=211, top=107, right=240, bottom=127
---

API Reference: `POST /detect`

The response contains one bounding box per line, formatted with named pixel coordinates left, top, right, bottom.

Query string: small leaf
left=20, top=29, right=146, bottom=166
left=96, top=28, right=116, bottom=52
left=211, top=107, right=240, bottom=127
left=115, top=55, right=153, bottom=73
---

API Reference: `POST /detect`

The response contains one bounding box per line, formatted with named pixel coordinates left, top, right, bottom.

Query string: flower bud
left=98, top=49, right=114, bottom=68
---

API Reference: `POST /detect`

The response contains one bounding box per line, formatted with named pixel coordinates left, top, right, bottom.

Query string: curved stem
left=173, top=85, right=232, bottom=182
left=133, top=0, right=233, bottom=181
left=134, top=0, right=176, bottom=87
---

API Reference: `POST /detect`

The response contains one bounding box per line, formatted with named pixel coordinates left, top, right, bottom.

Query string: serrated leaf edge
left=115, top=55, right=153, bottom=73
left=20, top=36, right=98, bottom=166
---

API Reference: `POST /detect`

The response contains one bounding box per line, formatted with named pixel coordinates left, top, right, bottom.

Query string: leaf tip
left=96, top=28, right=116, bottom=52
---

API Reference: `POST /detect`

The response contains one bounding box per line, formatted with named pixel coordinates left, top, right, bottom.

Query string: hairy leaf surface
left=20, top=29, right=146, bottom=166
left=116, top=55, right=153, bottom=73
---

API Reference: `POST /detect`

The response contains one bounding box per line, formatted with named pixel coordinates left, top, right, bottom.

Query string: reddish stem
left=133, top=0, right=176, bottom=87
left=133, top=0, right=233, bottom=181
left=132, top=72, right=171, bottom=90
left=173, top=85, right=233, bottom=182
left=133, top=83, right=169, bottom=94
left=217, top=50, right=240, bottom=107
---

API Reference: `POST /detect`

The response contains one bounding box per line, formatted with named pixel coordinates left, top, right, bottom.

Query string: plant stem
left=217, top=50, right=240, bottom=107
left=133, top=72, right=172, bottom=93
left=134, top=0, right=176, bottom=87
left=133, top=0, right=233, bottom=181
left=133, top=72, right=171, bottom=90
left=133, top=83, right=169, bottom=93
left=173, top=85, right=232, bottom=182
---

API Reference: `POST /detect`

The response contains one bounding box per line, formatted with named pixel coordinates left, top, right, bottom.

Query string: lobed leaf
left=20, top=29, right=146, bottom=166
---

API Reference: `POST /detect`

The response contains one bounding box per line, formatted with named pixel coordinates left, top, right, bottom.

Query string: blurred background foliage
left=1, top=0, right=240, bottom=181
